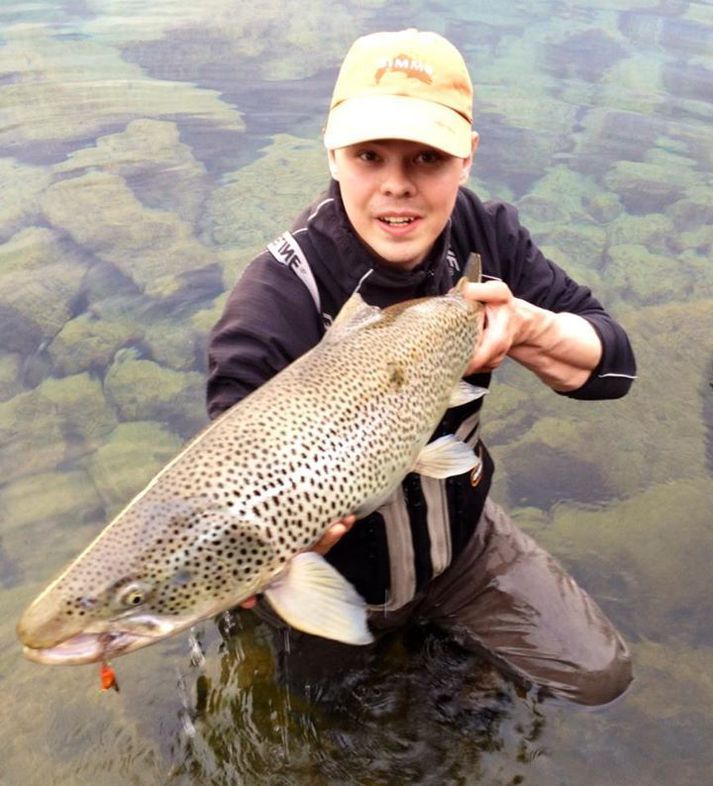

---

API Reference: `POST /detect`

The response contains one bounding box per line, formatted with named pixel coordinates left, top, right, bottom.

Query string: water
left=1, top=1, right=712, bottom=783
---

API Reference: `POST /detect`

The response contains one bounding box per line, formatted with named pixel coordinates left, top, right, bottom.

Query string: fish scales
left=17, top=284, right=482, bottom=664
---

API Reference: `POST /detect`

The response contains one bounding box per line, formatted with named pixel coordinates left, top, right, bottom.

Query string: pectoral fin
left=448, top=381, right=488, bottom=408
left=264, top=552, right=373, bottom=645
left=413, top=435, right=478, bottom=478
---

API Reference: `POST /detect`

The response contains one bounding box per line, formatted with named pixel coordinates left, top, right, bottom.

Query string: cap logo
left=374, top=54, right=433, bottom=85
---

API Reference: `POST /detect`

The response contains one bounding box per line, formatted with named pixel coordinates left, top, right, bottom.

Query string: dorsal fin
left=324, top=292, right=383, bottom=342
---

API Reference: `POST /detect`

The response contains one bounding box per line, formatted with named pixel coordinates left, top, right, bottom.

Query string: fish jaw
left=19, top=613, right=191, bottom=665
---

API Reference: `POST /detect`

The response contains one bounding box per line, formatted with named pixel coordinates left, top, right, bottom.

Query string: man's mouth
left=379, top=216, right=417, bottom=226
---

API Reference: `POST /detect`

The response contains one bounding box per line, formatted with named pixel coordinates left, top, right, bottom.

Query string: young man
left=207, top=30, right=636, bottom=706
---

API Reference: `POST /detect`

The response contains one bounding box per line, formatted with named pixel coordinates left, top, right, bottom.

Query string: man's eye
left=417, top=151, right=443, bottom=165
left=357, top=150, right=379, bottom=162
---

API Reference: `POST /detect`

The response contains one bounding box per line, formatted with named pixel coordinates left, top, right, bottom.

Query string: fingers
left=464, top=283, right=518, bottom=375
left=312, top=514, right=356, bottom=556
left=461, top=280, right=511, bottom=306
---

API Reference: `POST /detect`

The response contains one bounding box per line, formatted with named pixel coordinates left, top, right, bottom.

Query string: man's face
left=329, top=136, right=477, bottom=270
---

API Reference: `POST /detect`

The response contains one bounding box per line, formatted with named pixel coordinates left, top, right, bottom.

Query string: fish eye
left=116, top=581, right=152, bottom=609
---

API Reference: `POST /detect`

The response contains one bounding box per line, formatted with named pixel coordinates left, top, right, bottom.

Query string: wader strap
left=419, top=412, right=481, bottom=581
left=373, top=488, right=416, bottom=612
left=267, top=232, right=332, bottom=327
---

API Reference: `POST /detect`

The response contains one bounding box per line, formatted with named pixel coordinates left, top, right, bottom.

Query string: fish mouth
left=20, top=611, right=186, bottom=665
left=21, top=630, right=156, bottom=666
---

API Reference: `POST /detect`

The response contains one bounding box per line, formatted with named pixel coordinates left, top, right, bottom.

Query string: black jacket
left=206, top=181, right=636, bottom=604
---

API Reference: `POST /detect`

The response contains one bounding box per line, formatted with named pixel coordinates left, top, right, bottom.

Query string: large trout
left=17, top=258, right=485, bottom=666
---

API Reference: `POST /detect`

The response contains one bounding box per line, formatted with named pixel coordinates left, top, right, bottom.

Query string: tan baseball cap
left=323, top=29, right=474, bottom=158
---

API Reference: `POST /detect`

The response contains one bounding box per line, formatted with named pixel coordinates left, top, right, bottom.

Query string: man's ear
left=327, top=149, right=339, bottom=181
left=460, top=132, right=479, bottom=183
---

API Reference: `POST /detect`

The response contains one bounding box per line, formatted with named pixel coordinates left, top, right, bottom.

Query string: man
left=207, top=29, right=636, bottom=706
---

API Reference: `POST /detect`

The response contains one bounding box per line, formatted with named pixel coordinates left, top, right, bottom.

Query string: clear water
left=1, top=1, right=712, bottom=784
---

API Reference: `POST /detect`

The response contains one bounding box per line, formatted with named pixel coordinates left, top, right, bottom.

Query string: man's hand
left=460, top=281, right=602, bottom=390
left=461, top=281, right=523, bottom=375
left=239, top=515, right=357, bottom=610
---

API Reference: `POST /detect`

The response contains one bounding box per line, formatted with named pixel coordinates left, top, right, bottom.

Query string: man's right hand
left=239, top=514, right=357, bottom=609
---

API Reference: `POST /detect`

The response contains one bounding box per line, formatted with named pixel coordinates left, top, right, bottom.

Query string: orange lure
left=99, top=662, right=119, bottom=692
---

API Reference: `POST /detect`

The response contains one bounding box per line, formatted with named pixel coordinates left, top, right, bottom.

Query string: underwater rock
left=38, top=373, right=118, bottom=450
left=0, top=469, right=103, bottom=537
left=143, top=318, right=206, bottom=373
left=600, top=54, right=664, bottom=115
left=582, top=191, right=624, bottom=224
left=663, top=58, right=713, bottom=106
left=0, top=391, right=65, bottom=484
left=54, top=119, right=211, bottom=226
left=0, top=32, right=243, bottom=158
left=535, top=478, right=713, bottom=644
left=606, top=244, right=685, bottom=304
left=604, top=160, right=687, bottom=214
left=86, top=421, right=183, bottom=515
left=0, top=227, right=88, bottom=352
left=41, top=170, right=217, bottom=299
left=0, top=158, right=51, bottom=241
left=202, top=134, right=328, bottom=252
left=0, top=353, right=23, bottom=402
left=47, top=314, right=138, bottom=377
left=109, top=0, right=363, bottom=81
left=667, top=187, right=713, bottom=233
left=545, top=28, right=628, bottom=83
left=606, top=212, right=677, bottom=255
left=492, top=297, right=713, bottom=510
left=496, top=417, right=614, bottom=509
left=0, top=371, right=118, bottom=483
left=518, top=166, right=601, bottom=228
left=103, top=348, right=206, bottom=437
left=538, top=224, right=608, bottom=278
left=572, top=108, right=663, bottom=175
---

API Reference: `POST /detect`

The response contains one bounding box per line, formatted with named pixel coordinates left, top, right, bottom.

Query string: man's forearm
left=509, top=299, right=602, bottom=392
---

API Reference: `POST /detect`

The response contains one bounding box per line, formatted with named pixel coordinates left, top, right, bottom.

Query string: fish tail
left=453, top=252, right=482, bottom=294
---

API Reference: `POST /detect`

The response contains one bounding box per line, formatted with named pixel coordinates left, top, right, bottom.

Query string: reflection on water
left=167, top=616, right=545, bottom=785
left=0, top=0, right=712, bottom=784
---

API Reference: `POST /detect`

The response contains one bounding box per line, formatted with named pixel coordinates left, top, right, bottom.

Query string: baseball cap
left=323, top=29, right=474, bottom=158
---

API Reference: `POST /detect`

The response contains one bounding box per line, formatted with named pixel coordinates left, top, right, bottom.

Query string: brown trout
left=17, top=259, right=484, bottom=666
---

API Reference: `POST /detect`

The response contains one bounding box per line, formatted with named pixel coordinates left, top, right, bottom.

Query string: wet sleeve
left=489, top=201, right=637, bottom=401
left=206, top=254, right=323, bottom=419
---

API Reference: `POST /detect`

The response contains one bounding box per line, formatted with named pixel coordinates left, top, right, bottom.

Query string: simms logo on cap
left=374, top=54, right=434, bottom=84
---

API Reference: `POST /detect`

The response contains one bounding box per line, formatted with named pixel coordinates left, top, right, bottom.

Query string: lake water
left=1, top=1, right=712, bottom=784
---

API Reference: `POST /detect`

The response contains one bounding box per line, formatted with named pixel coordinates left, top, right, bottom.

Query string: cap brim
left=323, top=95, right=473, bottom=158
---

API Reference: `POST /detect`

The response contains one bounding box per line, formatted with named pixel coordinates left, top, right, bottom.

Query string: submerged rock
left=0, top=469, right=103, bottom=537
left=0, top=353, right=23, bottom=402
left=86, top=421, right=183, bottom=516
left=0, top=32, right=243, bottom=157
left=47, top=314, right=137, bottom=377
left=41, top=170, right=217, bottom=299
left=202, top=133, right=328, bottom=253
left=604, top=160, right=688, bottom=214
left=606, top=244, right=689, bottom=304
left=526, top=478, right=713, bottom=645
left=103, top=348, right=205, bottom=436
left=0, top=158, right=51, bottom=241
left=0, top=227, right=87, bottom=353
left=54, top=119, right=211, bottom=226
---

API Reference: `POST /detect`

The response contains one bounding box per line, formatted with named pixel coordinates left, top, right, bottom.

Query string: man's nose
left=380, top=161, right=415, bottom=197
